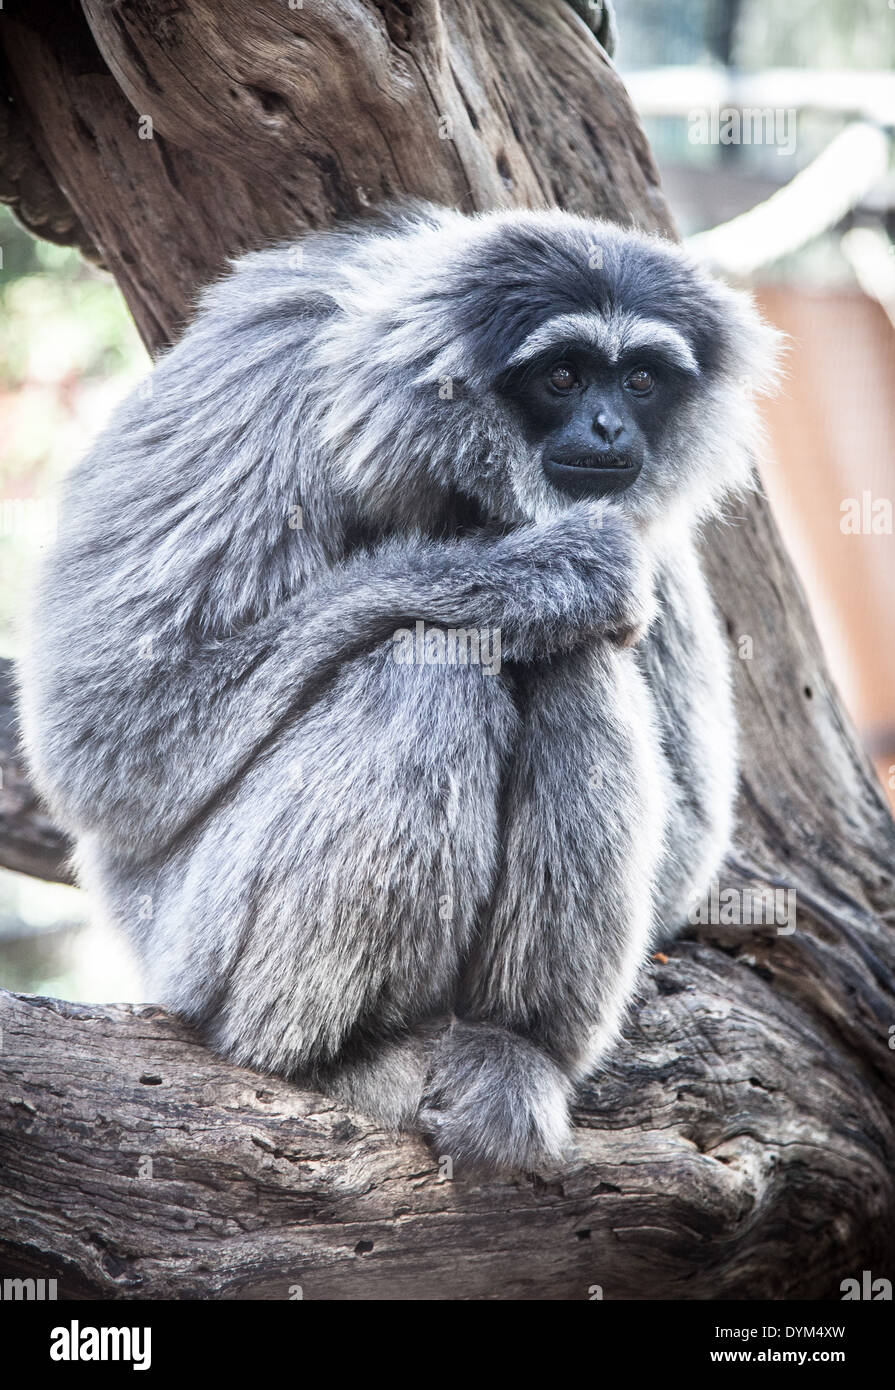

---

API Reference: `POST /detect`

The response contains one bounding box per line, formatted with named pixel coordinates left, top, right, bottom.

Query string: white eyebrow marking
left=615, top=316, right=699, bottom=373
left=506, top=313, right=613, bottom=366
left=506, top=311, right=699, bottom=374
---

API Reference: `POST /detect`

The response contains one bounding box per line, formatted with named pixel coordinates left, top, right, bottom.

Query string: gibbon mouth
left=543, top=455, right=642, bottom=498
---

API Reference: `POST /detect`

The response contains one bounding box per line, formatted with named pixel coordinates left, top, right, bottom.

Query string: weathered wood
left=1, top=0, right=665, bottom=353
left=2, top=896, right=893, bottom=1302
left=0, top=660, right=72, bottom=884
left=0, top=0, right=893, bottom=1299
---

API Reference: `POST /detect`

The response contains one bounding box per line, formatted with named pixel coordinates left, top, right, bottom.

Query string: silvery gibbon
left=21, top=205, right=782, bottom=1168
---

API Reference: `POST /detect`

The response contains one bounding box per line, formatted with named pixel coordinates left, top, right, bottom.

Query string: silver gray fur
left=20, top=205, right=782, bottom=1170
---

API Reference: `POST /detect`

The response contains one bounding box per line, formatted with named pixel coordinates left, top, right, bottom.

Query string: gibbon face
left=462, top=214, right=782, bottom=527
left=301, top=205, right=781, bottom=532
left=495, top=327, right=701, bottom=502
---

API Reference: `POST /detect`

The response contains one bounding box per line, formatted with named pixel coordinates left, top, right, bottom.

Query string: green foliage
left=0, top=206, right=148, bottom=660
left=0, top=206, right=146, bottom=389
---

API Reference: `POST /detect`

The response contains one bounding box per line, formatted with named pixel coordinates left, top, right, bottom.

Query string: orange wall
left=754, top=285, right=895, bottom=804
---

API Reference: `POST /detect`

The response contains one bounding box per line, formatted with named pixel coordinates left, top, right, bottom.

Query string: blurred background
left=0, top=0, right=893, bottom=1002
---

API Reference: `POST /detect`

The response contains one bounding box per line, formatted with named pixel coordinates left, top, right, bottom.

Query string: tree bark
left=0, top=0, right=893, bottom=1299
left=0, top=661, right=73, bottom=884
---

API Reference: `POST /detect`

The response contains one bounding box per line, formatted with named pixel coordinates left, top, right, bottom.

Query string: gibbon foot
left=418, top=1020, right=572, bottom=1171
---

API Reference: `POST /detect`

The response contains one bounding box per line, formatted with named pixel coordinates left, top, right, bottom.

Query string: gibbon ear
left=715, top=279, right=789, bottom=398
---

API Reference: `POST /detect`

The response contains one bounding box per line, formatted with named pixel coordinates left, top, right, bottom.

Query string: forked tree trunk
left=0, top=0, right=893, bottom=1300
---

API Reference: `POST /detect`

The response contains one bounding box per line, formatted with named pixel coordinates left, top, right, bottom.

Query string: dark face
left=500, top=346, right=672, bottom=500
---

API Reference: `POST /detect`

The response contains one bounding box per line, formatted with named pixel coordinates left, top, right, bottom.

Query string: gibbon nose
left=593, top=410, right=624, bottom=445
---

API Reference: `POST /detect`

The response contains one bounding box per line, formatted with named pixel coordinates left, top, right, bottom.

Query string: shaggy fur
left=19, top=205, right=782, bottom=1169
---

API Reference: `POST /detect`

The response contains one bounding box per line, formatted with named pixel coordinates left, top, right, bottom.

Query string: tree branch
left=2, top=869, right=893, bottom=1301
left=0, top=658, right=72, bottom=885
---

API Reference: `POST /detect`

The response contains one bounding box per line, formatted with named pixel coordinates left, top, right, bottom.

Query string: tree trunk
left=1, top=0, right=893, bottom=1300
left=0, top=662, right=72, bottom=883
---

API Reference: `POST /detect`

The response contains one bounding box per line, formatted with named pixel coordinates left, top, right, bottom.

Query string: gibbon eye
left=548, top=361, right=578, bottom=394
left=624, top=366, right=655, bottom=396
